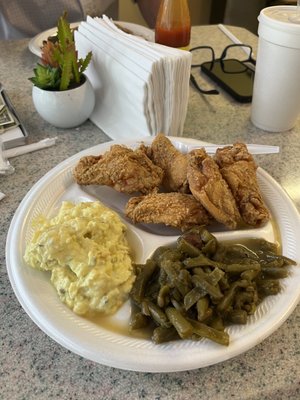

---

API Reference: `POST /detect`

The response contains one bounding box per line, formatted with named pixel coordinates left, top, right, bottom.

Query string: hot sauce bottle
left=155, top=0, right=191, bottom=49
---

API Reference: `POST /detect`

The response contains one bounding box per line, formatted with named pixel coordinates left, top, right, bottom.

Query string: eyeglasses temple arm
left=190, top=74, right=219, bottom=95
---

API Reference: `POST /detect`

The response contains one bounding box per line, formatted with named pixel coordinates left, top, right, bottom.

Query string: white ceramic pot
left=32, top=76, right=95, bottom=128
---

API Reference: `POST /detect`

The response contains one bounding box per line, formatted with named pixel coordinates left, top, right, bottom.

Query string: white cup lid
left=258, top=6, right=300, bottom=48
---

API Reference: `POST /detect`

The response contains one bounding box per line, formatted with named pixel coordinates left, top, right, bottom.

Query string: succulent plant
left=29, top=13, right=92, bottom=91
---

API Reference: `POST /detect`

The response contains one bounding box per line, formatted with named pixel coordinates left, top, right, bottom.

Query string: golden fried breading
left=215, top=143, right=269, bottom=227
left=125, top=192, right=211, bottom=231
left=187, top=149, right=241, bottom=229
left=149, top=133, right=189, bottom=193
left=73, top=144, right=163, bottom=194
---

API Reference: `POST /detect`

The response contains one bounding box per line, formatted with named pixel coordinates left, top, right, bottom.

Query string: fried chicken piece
left=125, top=192, right=211, bottom=231
left=215, top=143, right=269, bottom=227
left=187, top=149, right=241, bottom=229
left=149, top=133, right=189, bottom=193
left=73, top=144, right=163, bottom=194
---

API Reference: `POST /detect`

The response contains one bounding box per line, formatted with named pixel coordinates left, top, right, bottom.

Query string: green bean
left=244, top=302, right=257, bottom=314
left=192, top=274, right=224, bottom=300
left=158, top=268, right=168, bottom=286
left=147, top=301, right=171, bottom=328
left=184, top=225, right=216, bottom=247
left=184, top=287, right=205, bottom=311
left=170, top=297, right=184, bottom=311
left=241, top=269, right=260, bottom=281
left=160, top=248, right=183, bottom=263
left=261, top=266, right=289, bottom=279
left=151, top=246, right=170, bottom=262
left=214, top=243, right=259, bottom=263
left=208, top=315, right=224, bottom=331
left=281, top=255, right=297, bottom=266
left=234, top=291, right=256, bottom=311
left=165, top=307, right=194, bottom=339
left=261, top=255, right=296, bottom=268
left=260, top=259, right=286, bottom=268
left=177, top=237, right=201, bottom=257
left=200, top=229, right=217, bottom=245
left=253, top=238, right=279, bottom=253
left=226, top=309, right=248, bottom=325
left=219, top=275, right=230, bottom=291
left=131, top=259, right=157, bottom=304
left=261, top=252, right=285, bottom=262
left=222, top=262, right=261, bottom=274
left=129, top=229, right=296, bottom=346
left=160, top=259, right=182, bottom=284
left=171, top=287, right=182, bottom=303
left=141, top=300, right=151, bottom=316
left=217, top=280, right=249, bottom=312
left=184, top=254, right=224, bottom=269
left=157, top=284, right=171, bottom=308
left=173, top=269, right=192, bottom=297
left=189, top=319, right=230, bottom=346
left=182, top=225, right=217, bottom=251
left=130, top=311, right=150, bottom=330
left=144, top=272, right=160, bottom=297
left=193, top=267, right=207, bottom=276
left=152, top=326, right=179, bottom=344
left=192, top=266, right=224, bottom=289
left=206, top=267, right=225, bottom=286
left=258, top=251, right=296, bottom=266
left=196, top=296, right=212, bottom=322
left=256, top=279, right=281, bottom=296
left=201, top=239, right=217, bottom=257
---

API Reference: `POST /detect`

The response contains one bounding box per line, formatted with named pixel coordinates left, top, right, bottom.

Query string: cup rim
left=259, top=5, right=300, bottom=33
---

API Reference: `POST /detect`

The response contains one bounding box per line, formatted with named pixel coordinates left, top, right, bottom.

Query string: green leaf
left=29, top=64, right=60, bottom=90
left=57, top=12, right=73, bottom=53
left=78, top=51, right=93, bottom=75
left=59, top=51, right=73, bottom=91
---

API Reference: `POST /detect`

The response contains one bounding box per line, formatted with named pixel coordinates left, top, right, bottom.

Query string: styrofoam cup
left=251, top=6, right=300, bottom=132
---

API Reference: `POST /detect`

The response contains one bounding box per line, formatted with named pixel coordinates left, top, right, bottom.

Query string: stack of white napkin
left=75, top=16, right=192, bottom=140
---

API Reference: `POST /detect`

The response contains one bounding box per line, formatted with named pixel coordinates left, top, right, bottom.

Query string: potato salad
left=24, top=201, right=135, bottom=316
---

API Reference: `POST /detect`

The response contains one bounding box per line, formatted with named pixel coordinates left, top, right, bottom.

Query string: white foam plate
left=6, top=137, right=300, bottom=372
left=28, top=21, right=154, bottom=57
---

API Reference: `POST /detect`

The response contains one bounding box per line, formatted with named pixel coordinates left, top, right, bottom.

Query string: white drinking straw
left=217, top=24, right=252, bottom=58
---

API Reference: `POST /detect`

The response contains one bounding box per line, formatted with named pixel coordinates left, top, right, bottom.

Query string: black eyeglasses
left=189, top=43, right=256, bottom=96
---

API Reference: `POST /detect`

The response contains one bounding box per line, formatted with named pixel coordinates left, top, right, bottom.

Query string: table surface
left=1, top=25, right=299, bottom=400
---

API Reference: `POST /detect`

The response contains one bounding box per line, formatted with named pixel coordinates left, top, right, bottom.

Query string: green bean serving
left=129, top=226, right=297, bottom=346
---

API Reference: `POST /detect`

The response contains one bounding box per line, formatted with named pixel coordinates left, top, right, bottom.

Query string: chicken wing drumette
left=148, top=133, right=189, bottom=193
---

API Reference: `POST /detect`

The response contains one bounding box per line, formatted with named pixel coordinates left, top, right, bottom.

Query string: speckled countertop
left=1, top=25, right=299, bottom=400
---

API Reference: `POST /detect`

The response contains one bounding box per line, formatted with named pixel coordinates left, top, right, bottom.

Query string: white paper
left=0, top=138, right=14, bottom=174
left=4, top=137, right=57, bottom=158
left=0, top=126, right=24, bottom=143
left=75, top=15, right=192, bottom=140
left=75, top=30, right=151, bottom=140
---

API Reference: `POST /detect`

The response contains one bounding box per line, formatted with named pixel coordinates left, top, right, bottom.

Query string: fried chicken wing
left=73, top=144, right=163, bottom=194
left=125, top=192, right=211, bottom=231
left=215, top=143, right=269, bottom=227
left=187, top=149, right=241, bottom=229
left=149, top=133, right=189, bottom=193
